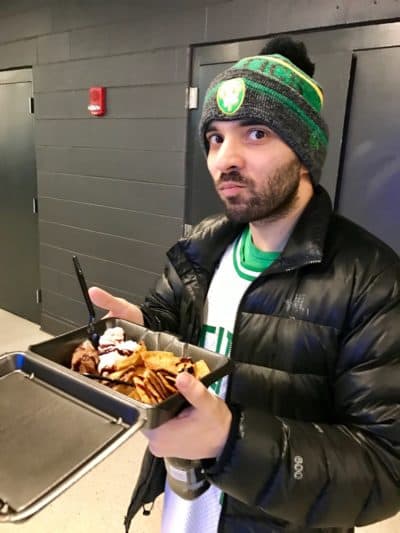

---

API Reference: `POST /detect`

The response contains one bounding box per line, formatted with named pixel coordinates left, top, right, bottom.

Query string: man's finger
left=175, top=372, right=215, bottom=412
left=88, top=286, right=144, bottom=325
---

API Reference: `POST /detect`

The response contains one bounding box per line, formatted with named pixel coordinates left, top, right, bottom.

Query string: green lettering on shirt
left=198, top=324, right=216, bottom=347
left=199, top=324, right=233, bottom=394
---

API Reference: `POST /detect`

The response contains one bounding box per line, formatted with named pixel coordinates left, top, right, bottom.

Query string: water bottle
left=164, top=457, right=210, bottom=500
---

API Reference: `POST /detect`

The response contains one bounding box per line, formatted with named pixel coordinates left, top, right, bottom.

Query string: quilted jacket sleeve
left=140, top=258, right=183, bottom=335
left=205, top=260, right=400, bottom=528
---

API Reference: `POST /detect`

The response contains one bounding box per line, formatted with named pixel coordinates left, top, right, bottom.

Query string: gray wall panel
left=41, top=312, right=78, bottom=335
left=266, top=0, right=346, bottom=33
left=42, top=288, right=92, bottom=326
left=206, top=0, right=270, bottom=41
left=0, top=38, right=37, bottom=69
left=72, top=6, right=205, bottom=57
left=38, top=172, right=185, bottom=218
left=97, top=19, right=154, bottom=57
left=0, top=7, right=52, bottom=44
left=39, top=197, right=182, bottom=247
left=0, top=0, right=53, bottom=17
left=39, top=221, right=166, bottom=274
left=37, top=33, right=70, bottom=64
left=176, top=46, right=190, bottom=84
left=41, top=266, right=83, bottom=301
left=51, top=1, right=153, bottom=32
left=150, top=7, right=206, bottom=49
left=41, top=287, right=145, bottom=332
left=36, top=147, right=185, bottom=186
left=40, top=245, right=158, bottom=298
left=344, top=0, right=400, bottom=22
left=33, top=49, right=187, bottom=92
left=206, top=0, right=348, bottom=42
left=35, top=118, right=186, bottom=151
left=36, top=84, right=186, bottom=119
left=70, top=26, right=110, bottom=59
left=41, top=266, right=151, bottom=305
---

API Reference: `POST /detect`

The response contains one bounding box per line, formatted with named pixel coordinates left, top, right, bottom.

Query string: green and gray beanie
left=199, top=53, right=329, bottom=184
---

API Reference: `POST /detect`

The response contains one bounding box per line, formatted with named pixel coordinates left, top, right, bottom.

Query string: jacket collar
left=272, top=185, right=332, bottom=273
left=172, top=185, right=332, bottom=276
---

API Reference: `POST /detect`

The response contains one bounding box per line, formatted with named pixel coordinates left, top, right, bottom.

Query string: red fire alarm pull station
left=88, top=86, right=106, bottom=116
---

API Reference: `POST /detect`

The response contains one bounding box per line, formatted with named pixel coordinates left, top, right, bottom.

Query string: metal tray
left=29, top=318, right=233, bottom=429
left=0, top=351, right=143, bottom=523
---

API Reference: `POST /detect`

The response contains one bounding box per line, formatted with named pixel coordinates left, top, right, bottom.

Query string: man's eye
left=249, top=129, right=267, bottom=140
left=207, top=133, right=223, bottom=145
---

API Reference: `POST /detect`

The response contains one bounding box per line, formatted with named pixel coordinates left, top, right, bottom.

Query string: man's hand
left=88, top=286, right=144, bottom=325
left=143, top=372, right=232, bottom=460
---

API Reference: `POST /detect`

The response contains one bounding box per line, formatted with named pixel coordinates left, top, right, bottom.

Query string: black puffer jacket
left=125, top=186, right=400, bottom=533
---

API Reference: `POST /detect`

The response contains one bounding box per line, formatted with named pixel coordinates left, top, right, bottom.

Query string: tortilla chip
left=115, top=351, right=142, bottom=370
left=146, top=369, right=169, bottom=400
left=111, top=383, right=135, bottom=395
left=157, top=371, right=178, bottom=394
left=194, top=359, right=210, bottom=380
left=142, top=351, right=179, bottom=372
left=128, top=388, right=141, bottom=401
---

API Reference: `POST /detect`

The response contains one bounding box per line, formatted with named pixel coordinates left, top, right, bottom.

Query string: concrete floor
left=0, top=309, right=398, bottom=533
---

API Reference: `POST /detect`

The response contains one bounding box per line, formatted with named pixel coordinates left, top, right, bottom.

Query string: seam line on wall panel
left=39, top=222, right=179, bottom=249
left=36, top=144, right=184, bottom=151
left=38, top=173, right=185, bottom=188
left=35, top=115, right=186, bottom=120
left=41, top=245, right=161, bottom=277
left=40, top=221, right=168, bottom=248
left=37, top=44, right=189, bottom=65
left=42, top=259, right=159, bottom=280
left=38, top=176, right=184, bottom=187
left=38, top=199, right=183, bottom=221
left=39, top=197, right=182, bottom=220
left=36, top=82, right=186, bottom=94
left=41, top=287, right=143, bottom=308
left=41, top=276, right=146, bottom=305
left=36, top=144, right=184, bottom=154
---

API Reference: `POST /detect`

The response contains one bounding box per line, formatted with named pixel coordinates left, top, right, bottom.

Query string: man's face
left=206, top=119, right=305, bottom=223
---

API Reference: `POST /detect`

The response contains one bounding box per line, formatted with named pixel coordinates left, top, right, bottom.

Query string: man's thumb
left=88, top=286, right=120, bottom=313
left=175, top=372, right=212, bottom=411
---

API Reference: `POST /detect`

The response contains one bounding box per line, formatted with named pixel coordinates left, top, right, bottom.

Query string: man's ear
left=299, top=164, right=312, bottom=184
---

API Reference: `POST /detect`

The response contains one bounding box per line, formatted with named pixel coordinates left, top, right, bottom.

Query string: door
left=0, top=69, right=40, bottom=322
left=337, top=47, right=400, bottom=254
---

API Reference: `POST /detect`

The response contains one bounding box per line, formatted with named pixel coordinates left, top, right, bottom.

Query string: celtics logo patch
left=216, top=78, right=246, bottom=115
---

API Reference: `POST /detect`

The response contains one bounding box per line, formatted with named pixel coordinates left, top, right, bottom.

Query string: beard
left=217, top=158, right=302, bottom=224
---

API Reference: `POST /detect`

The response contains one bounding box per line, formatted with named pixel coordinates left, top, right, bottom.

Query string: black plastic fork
left=72, top=255, right=100, bottom=349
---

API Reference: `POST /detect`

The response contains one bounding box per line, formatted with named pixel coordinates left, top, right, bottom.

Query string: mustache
left=217, top=171, right=249, bottom=186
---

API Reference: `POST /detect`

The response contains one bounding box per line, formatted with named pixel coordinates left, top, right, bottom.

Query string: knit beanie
left=199, top=53, right=329, bottom=184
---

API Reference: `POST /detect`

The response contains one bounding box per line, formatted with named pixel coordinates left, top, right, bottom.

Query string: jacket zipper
left=217, top=259, right=321, bottom=531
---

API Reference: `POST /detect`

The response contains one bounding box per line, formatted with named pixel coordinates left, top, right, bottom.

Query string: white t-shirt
left=161, top=234, right=258, bottom=533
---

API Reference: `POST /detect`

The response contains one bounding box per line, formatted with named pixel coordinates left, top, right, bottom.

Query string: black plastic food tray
left=29, top=318, right=233, bottom=430
left=0, top=351, right=143, bottom=523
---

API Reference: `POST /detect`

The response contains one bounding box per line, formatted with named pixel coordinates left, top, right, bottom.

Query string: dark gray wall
left=0, top=0, right=398, bottom=334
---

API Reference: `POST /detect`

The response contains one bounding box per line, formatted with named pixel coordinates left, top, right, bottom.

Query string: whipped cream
left=99, top=326, right=125, bottom=347
left=98, top=350, right=126, bottom=372
left=96, top=328, right=141, bottom=371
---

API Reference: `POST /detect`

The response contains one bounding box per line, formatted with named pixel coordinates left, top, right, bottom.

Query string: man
left=89, top=37, right=400, bottom=532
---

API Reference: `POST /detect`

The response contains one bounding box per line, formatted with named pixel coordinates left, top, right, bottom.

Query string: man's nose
left=213, top=138, right=244, bottom=173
